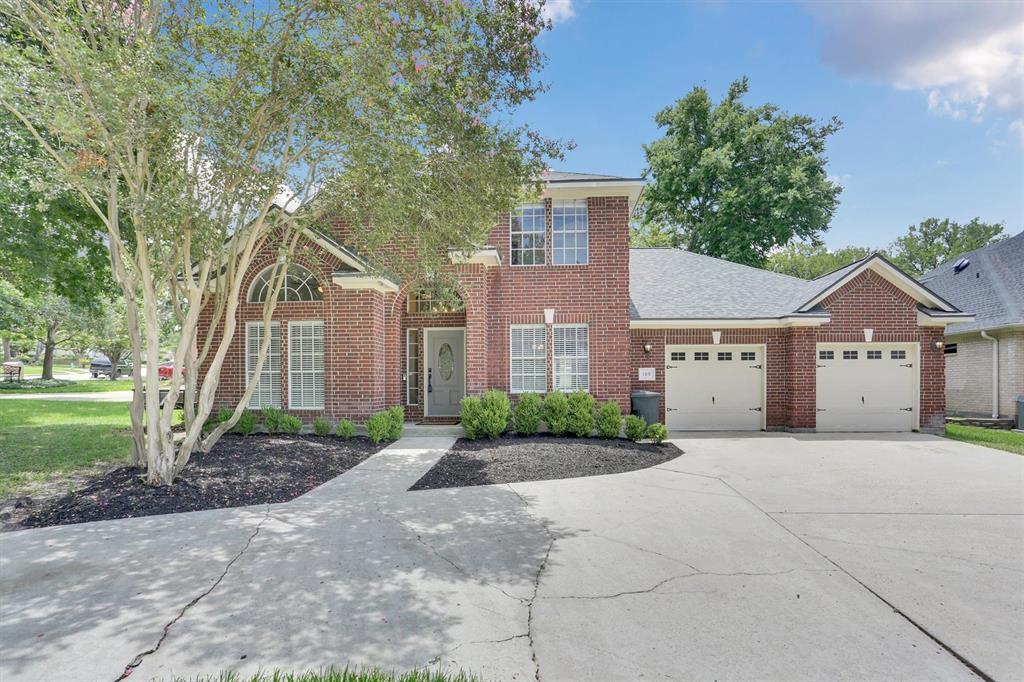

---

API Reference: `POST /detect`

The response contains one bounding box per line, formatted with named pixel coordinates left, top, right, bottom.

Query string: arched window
left=248, top=264, right=323, bottom=303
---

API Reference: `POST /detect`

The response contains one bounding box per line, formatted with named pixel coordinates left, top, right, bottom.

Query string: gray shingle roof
left=628, top=248, right=830, bottom=320
left=919, top=231, right=1024, bottom=334
left=544, top=171, right=640, bottom=182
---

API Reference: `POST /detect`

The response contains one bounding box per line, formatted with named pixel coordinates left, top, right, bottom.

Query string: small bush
left=512, top=392, right=542, bottom=435
left=262, top=407, right=286, bottom=434
left=460, top=389, right=510, bottom=439
left=232, top=410, right=257, bottom=435
left=387, top=406, right=405, bottom=441
left=624, top=414, right=647, bottom=442
left=596, top=401, right=622, bottom=438
left=646, top=422, right=668, bottom=444
left=366, top=409, right=397, bottom=444
left=566, top=390, right=596, bottom=437
left=542, top=391, right=570, bottom=436
left=312, top=416, right=332, bottom=437
left=336, top=418, right=356, bottom=439
left=279, top=414, right=303, bottom=434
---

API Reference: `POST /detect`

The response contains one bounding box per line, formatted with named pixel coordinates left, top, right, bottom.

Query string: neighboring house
left=199, top=171, right=970, bottom=433
left=920, top=232, right=1024, bottom=419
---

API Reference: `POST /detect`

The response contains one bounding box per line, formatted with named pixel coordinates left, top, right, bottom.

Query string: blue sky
left=512, top=1, right=1024, bottom=249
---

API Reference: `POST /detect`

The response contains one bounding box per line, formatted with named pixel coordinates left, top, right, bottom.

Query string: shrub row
left=459, top=389, right=668, bottom=443
left=202, top=407, right=404, bottom=443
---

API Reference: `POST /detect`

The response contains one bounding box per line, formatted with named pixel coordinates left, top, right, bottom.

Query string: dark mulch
left=409, top=435, right=682, bottom=490
left=18, top=434, right=384, bottom=529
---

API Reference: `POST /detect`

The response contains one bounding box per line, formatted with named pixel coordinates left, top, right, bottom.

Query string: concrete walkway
left=1, top=433, right=1021, bottom=681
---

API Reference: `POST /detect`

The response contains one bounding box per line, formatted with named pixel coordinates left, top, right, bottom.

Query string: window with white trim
left=553, top=324, right=589, bottom=392
left=288, top=321, right=324, bottom=409
left=407, top=329, right=420, bottom=405
left=510, top=203, right=545, bottom=265
left=510, top=325, right=546, bottom=393
left=552, top=199, right=588, bottom=265
left=246, top=321, right=281, bottom=409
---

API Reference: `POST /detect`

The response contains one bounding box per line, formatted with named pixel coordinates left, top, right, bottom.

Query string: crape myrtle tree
left=639, top=77, right=843, bottom=267
left=0, top=0, right=563, bottom=484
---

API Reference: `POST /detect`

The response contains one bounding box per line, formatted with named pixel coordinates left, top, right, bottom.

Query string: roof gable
left=796, top=254, right=959, bottom=313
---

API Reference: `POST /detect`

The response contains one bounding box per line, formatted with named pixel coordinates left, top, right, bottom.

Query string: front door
left=426, top=329, right=465, bottom=417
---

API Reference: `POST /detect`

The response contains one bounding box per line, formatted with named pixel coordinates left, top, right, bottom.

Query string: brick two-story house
left=199, top=171, right=971, bottom=433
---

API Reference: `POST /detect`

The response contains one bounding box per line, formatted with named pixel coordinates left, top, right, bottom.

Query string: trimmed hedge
left=461, top=389, right=511, bottom=439
left=336, top=418, right=356, bottom=439
left=541, top=391, right=570, bottom=436
left=312, top=416, right=332, bottom=437
left=566, top=390, right=596, bottom=437
left=646, top=422, right=668, bottom=444
left=624, top=414, right=646, bottom=442
left=596, top=401, right=622, bottom=438
left=512, top=392, right=542, bottom=435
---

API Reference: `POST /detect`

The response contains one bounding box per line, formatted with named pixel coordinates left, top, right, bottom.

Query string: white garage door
left=664, top=345, right=764, bottom=431
left=816, top=343, right=918, bottom=432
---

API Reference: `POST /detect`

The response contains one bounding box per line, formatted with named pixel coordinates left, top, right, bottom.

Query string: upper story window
left=248, top=264, right=322, bottom=303
left=511, top=203, right=546, bottom=266
left=407, top=290, right=464, bottom=314
left=552, top=199, right=588, bottom=265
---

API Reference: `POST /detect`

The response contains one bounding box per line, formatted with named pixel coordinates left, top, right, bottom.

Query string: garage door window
left=741, top=351, right=755, bottom=361
left=819, top=350, right=834, bottom=360
left=843, top=350, right=858, bottom=360
left=670, top=351, right=685, bottom=361
left=717, top=352, right=732, bottom=361
left=694, top=352, right=709, bottom=361
left=867, top=350, right=882, bottom=360
left=891, top=350, right=906, bottom=360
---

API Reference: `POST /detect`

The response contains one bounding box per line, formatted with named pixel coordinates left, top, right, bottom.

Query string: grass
left=0, top=399, right=135, bottom=498
left=19, top=363, right=91, bottom=378
left=179, top=669, right=477, bottom=682
left=945, top=424, right=1024, bottom=455
left=0, top=378, right=135, bottom=393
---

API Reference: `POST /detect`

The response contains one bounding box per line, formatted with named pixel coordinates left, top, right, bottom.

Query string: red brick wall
left=627, top=269, right=946, bottom=431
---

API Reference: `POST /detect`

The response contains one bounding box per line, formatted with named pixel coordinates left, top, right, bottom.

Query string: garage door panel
left=816, top=343, right=917, bottom=432
left=665, top=345, right=764, bottom=431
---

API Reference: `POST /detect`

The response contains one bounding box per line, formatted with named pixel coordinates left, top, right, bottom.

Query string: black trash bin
left=1016, top=395, right=1024, bottom=431
left=631, top=390, right=661, bottom=425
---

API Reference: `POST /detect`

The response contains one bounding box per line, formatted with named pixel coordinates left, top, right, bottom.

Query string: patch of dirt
left=409, top=435, right=682, bottom=490
left=12, top=434, right=385, bottom=530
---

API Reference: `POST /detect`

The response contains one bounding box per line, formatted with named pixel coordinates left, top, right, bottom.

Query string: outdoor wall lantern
left=643, top=342, right=653, bottom=354
left=934, top=340, right=945, bottom=351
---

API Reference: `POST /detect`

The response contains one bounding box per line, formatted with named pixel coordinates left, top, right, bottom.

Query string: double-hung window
left=288, top=321, right=324, bottom=409
left=246, top=321, right=281, bottom=409
left=510, top=325, right=546, bottom=393
left=553, top=324, right=589, bottom=392
left=511, top=203, right=546, bottom=265
left=552, top=199, right=588, bottom=265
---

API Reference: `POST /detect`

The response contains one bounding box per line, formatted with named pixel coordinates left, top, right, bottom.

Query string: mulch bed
left=409, top=435, right=682, bottom=490
left=15, top=434, right=384, bottom=530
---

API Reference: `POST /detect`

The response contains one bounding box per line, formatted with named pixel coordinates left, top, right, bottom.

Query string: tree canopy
left=888, top=218, right=1005, bottom=277
left=638, top=77, right=843, bottom=266
left=766, top=243, right=873, bottom=280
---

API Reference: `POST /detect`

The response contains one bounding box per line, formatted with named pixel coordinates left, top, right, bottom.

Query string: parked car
left=90, top=357, right=132, bottom=378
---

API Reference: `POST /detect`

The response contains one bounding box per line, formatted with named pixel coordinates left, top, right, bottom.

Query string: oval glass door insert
left=438, top=343, right=454, bottom=380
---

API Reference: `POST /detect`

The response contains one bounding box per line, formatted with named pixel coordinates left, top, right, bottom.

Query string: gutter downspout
left=980, top=331, right=999, bottom=418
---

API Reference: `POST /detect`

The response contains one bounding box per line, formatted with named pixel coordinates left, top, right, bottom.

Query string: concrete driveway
left=1, top=433, right=1021, bottom=681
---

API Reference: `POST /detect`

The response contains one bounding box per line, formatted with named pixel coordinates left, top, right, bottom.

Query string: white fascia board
left=799, top=257, right=957, bottom=313
left=943, top=323, right=1023, bottom=338
left=448, top=246, right=502, bottom=267
left=630, top=316, right=830, bottom=330
left=916, top=311, right=976, bottom=327
left=331, top=273, right=399, bottom=293
left=543, top=180, right=645, bottom=216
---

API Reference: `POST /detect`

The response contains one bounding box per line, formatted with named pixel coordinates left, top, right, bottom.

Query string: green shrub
left=460, top=389, right=510, bottom=439
left=596, top=401, right=622, bottom=439
left=232, top=410, right=257, bottom=435
left=312, top=416, right=331, bottom=437
left=566, top=390, right=596, bottom=437
left=624, top=414, right=647, bottom=442
left=386, top=406, right=405, bottom=441
left=512, top=392, right=542, bottom=435
left=336, top=418, right=356, bottom=439
left=646, top=422, right=668, bottom=444
left=542, top=391, right=570, bottom=436
left=279, top=414, right=303, bottom=434
left=366, top=410, right=396, bottom=444
left=262, top=407, right=286, bottom=434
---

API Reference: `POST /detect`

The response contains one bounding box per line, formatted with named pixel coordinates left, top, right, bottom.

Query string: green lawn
left=0, top=378, right=135, bottom=393
left=0, top=400, right=133, bottom=497
left=945, top=424, right=1024, bottom=455
left=20, top=363, right=91, bottom=378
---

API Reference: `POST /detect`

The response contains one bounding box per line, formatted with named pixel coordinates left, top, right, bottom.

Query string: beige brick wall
left=945, top=330, right=1024, bottom=417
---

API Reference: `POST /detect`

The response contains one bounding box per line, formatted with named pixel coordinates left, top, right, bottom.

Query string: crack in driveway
left=114, top=506, right=270, bottom=681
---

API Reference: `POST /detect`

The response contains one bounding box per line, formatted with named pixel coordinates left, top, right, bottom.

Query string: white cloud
left=540, top=0, right=576, bottom=25
left=808, top=2, right=1024, bottom=139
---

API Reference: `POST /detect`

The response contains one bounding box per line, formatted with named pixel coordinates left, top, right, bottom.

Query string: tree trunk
left=2, top=338, right=10, bottom=361
left=41, top=325, right=58, bottom=380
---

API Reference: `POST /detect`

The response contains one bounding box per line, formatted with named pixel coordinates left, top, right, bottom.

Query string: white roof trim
left=543, top=180, right=645, bottom=217
left=917, top=311, right=976, bottom=327
left=798, top=255, right=958, bottom=313
left=331, top=273, right=399, bottom=293
left=448, top=246, right=502, bottom=267
left=630, top=316, right=830, bottom=330
left=303, top=227, right=366, bottom=273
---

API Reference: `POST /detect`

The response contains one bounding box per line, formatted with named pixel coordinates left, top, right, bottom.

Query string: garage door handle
left=816, top=408, right=826, bottom=412
left=749, top=364, right=762, bottom=369
left=816, top=364, right=825, bottom=368
left=900, top=363, right=913, bottom=368
left=900, top=407, right=913, bottom=412
left=666, top=407, right=678, bottom=412
left=666, top=365, right=677, bottom=369
left=711, top=396, right=715, bottom=404
left=749, top=407, right=762, bottom=412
